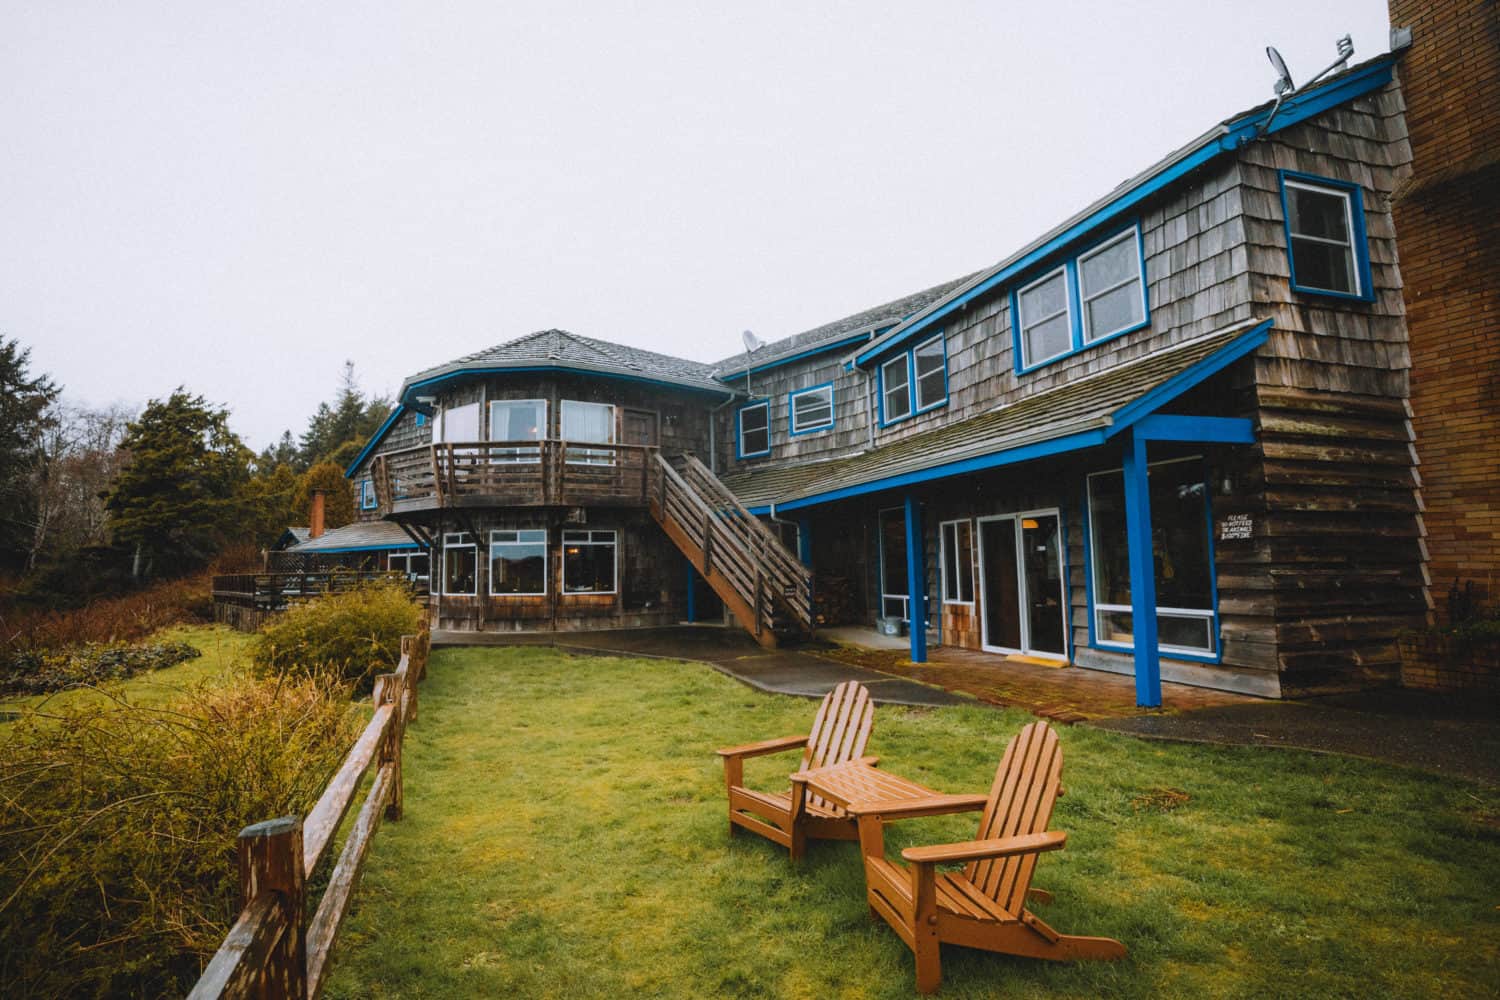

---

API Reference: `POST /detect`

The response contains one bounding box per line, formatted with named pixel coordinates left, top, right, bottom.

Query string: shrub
left=0, top=673, right=358, bottom=999
left=0, top=572, right=213, bottom=665
left=253, top=580, right=422, bottom=690
left=1, top=640, right=201, bottom=695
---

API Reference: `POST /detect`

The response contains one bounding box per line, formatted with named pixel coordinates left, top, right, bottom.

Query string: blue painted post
left=903, top=494, right=927, bottom=663
left=684, top=558, right=697, bottom=623
left=1121, top=431, right=1162, bottom=707
left=796, top=517, right=812, bottom=567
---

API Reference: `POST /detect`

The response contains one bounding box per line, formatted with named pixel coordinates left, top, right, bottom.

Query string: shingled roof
left=399, top=329, right=728, bottom=403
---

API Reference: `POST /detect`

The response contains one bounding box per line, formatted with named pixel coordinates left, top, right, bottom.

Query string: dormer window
left=1280, top=171, right=1373, bottom=301
left=881, top=355, right=911, bottom=422
left=737, top=400, right=770, bottom=458
left=1017, top=267, right=1072, bottom=368
left=789, top=383, right=834, bottom=436
left=1079, top=229, right=1147, bottom=342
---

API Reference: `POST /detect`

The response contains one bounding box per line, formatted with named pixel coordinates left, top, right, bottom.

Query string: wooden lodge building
left=318, top=50, right=1438, bottom=706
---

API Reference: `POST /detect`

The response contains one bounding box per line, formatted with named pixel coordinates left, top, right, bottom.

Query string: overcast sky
left=3, top=1, right=1392, bottom=450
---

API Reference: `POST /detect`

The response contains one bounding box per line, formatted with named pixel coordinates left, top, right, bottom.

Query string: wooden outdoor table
left=793, top=759, right=954, bottom=815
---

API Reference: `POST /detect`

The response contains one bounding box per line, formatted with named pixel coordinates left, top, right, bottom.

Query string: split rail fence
left=187, top=627, right=431, bottom=999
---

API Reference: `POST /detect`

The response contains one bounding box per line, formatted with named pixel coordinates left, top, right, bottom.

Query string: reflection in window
left=562, top=529, right=617, bottom=594
left=490, top=529, right=547, bottom=595
left=941, top=519, right=974, bottom=604
left=441, top=532, right=477, bottom=596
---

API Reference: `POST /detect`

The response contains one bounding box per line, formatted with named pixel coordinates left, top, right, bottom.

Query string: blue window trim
left=878, top=332, right=949, bottom=428
left=1011, top=221, right=1150, bottom=376
left=1277, top=169, right=1375, bottom=303
left=359, top=479, right=377, bottom=510
left=735, top=400, right=771, bottom=459
left=1081, top=456, right=1223, bottom=665
left=788, top=382, right=836, bottom=437
left=415, top=412, right=427, bottom=427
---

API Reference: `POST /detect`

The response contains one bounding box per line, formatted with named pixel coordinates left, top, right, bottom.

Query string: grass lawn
left=324, top=647, right=1500, bottom=999
left=0, top=624, right=256, bottom=716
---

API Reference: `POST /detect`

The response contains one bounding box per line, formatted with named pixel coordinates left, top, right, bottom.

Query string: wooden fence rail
left=188, top=627, right=431, bottom=1000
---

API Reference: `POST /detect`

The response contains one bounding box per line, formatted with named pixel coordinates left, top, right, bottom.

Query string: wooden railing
left=372, top=440, right=657, bottom=513
left=650, top=453, right=813, bottom=637
left=212, top=571, right=422, bottom=610
left=188, top=628, right=431, bottom=1000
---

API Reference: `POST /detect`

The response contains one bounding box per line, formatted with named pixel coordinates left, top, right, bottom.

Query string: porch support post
left=684, top=557, right=697, bottom=623
left=903, top=493, right=927, bottom=663
left=1121, top=430, right=1162, bottom=707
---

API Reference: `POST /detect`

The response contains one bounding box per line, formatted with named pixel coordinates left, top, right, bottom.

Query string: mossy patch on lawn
left=324, top=646, right=1500, bottom=999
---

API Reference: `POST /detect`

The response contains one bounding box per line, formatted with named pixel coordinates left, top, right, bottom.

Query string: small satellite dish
left=742, top=330, right=764, bottom=353
left=1267, top=46, right=1294, bottom=95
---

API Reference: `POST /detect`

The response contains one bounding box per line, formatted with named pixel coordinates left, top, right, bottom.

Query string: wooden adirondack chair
left=855, top=721, right=1125, bottom=994
left=715, top=681, right=875, bottom=860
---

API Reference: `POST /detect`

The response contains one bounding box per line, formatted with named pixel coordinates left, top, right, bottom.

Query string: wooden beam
left=1132, top=413, right=1255, bottom=444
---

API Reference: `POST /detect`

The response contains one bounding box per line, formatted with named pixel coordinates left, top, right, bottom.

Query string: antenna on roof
left=1257, top=35, right=1354, bottom=137
left=740, top=330, right=764, bottom=395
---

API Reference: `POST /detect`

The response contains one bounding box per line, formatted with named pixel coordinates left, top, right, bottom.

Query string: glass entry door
left=978, top=511, right=1066, bottom=657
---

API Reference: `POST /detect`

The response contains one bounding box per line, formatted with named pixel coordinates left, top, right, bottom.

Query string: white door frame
left=976, top=508, right=1066, bottom=658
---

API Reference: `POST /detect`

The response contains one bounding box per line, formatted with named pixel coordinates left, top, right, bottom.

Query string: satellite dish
left=1266, top=46, right=1294, bottom=95
left=741, top=330, right=764, bottom=353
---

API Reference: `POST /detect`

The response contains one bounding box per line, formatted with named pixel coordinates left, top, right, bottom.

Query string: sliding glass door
left=978, top=511, right=1066, bottom=657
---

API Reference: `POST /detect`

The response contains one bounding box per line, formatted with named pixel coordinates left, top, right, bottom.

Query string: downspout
left=863, top=368, right=876, bottom=448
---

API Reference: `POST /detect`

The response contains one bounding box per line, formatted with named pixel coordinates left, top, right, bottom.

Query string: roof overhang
left=398, top=361, right=735, bottom=409
left=849, top=55, right=1397, bottom=370
left=344, top=405, right=406, bottom=479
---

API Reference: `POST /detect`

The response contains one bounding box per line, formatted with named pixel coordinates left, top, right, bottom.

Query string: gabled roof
left=713, top=272, right=982, bottom=381
left=288, top=520, right=421, bottom=554
left=723, top=317, right=1272, bottom=512
left=850, top=53, right=1399, bottom=369
left=398, top=329, right=729, bottom=404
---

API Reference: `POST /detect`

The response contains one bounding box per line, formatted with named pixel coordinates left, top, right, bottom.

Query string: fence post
left=374, top=674, right=404, bottom=822
left=237, top=816, right=308, bottom=999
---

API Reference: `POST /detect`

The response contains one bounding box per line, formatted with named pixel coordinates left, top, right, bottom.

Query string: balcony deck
left=372, top=440, right=658, bottom=514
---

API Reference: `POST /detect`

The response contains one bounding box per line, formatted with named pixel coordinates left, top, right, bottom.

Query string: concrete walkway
left=432, top=625, right=967, bottom=708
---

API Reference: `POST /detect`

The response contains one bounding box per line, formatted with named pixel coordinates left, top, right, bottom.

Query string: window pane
left=792, top=388, right=832, bottom=431
left=1085, top=282, right=1144, bottom=340
left=439, top=402, right=479, bottom=442
left=1088, top=472, right=1131, bottom=607
left=1020, top=271, right=1067, bottom=320
left=1291, top=237, right=1356, bottom=294
left=561, top=401, right=614, bottom=443
left=444, top=545, right=476, bottom=595
left=914, top=339, right=945, bottom=409
left=563, top=537, right=616, bottom=593
left=740, top=403, right=769, bottom=454
left=880, top=508, right=908, bottom=597
left=489, top=400, right=545, bottom=441
left=490, top=533, right=547, bottom=595
left=882, top=357, right=910, bottom=420
left=1023, top=314, right=1072, bottom=366
left=1080, top=236, right=1136, bottom=293
left=1288, top=185, right=1350, bottom=242
left=956, top=521, right=974, bottom=602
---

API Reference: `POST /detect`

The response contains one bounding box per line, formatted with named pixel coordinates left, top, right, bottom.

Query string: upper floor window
left=359, top=478, right=377, bottom=510
left=1012, top=222, right=1149, bottom=374
left=1280, top=171, right=1373, bottom=301
left=489, top=399, right=546, bottom=463
left=436, top=401, right=479, bottom=443
left=789, top=383, right=834, bottom=436
left=561, top=400, right=615, bottom=465
left=879, top=333, right=948, bottom=426
left=737, top=400, right=770, bottom=458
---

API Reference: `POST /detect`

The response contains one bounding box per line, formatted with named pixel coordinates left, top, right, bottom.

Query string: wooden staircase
left=649, top=453, right=813, bottom=648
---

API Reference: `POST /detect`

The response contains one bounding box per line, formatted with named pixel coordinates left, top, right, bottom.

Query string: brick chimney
left=310, top=490, right=327, bottom=539
left=1387, top=0, right=1500, bottom=608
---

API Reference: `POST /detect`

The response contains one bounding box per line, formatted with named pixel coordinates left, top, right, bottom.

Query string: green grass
left=1, top=624, right=256, bottom=716
left=324, top=647, right=1500, bottom=999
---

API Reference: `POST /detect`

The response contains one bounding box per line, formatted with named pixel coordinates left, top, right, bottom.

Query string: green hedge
left=253, top=580, right=423, bottom=691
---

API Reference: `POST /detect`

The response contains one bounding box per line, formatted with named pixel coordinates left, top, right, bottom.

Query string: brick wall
left=1388, top=0, right=1500, bottom=611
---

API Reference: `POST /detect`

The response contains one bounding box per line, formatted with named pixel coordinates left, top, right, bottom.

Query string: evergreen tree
left=293, top=462, right=357, bottom=532
left=0, top=337, right=61, bottom=571
left=104, top=390, right=253, bottom=578
left=298, top=361, right=390, bottom=466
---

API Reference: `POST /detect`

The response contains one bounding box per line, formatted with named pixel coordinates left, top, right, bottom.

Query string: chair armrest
left=844, top=793, right=989, bottom=819
left=788, top=756, right=880, bottom=783
left=715, top=734, right=808, bottom=759
left=901, top=830, right=1066, bottom=865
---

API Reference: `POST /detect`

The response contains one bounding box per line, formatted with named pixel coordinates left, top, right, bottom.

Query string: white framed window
left=789, top=384, right=834, bottom=436
left=359, top=478, right=377, bottom=510
left=737, top=401, right=770, bottom=458
left=489, top=529, right=547, bottom=596
left=881, top=354, right=911, bottom=423
left=436, top=402, right=480, bottom=443
left=913, top=335, right=947, bottom=411
left=562, top=529, right=617, bottom=594
left=561, top=400, right=615, bottom=465
left=1281, top=173, right=1369, bottom=299
left=388, top=551, right=430, bottom=588
left=1087, top=456, right=1216, bottom=656
left=440, top=532, right=477, bottom=596
left=1078, top=227, right=1146, bottom=343
left=940, top=519, right=975, bottom=605
left=488, top=399, right=547, bottom=463
left=1016, top=266, right=1072, bottom=369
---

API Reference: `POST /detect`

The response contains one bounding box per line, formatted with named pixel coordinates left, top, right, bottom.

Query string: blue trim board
left=1121, top=432, right=1162, bottom=707
left=1107, top=320, right=1273, bottom=434
left=853, top=57, right=1395, bottom=369
left=344, top=405, right=406, bottom=478
left=720, top=331, right=878, bottom=383
left=736, top=399, right=771, bottom=459
left=788, top=381, right=836, bottom=437
left=904, top=494, right=927, bottom=663
left=1278, top=169, right=1376, bottom=302
left=1133, top=414, right=1255, bottom=444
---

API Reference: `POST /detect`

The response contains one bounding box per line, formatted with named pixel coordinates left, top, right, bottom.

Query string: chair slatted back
left=964, top=721, right=1063, bottom=915
left=796, top=681, right=874, bottom=813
